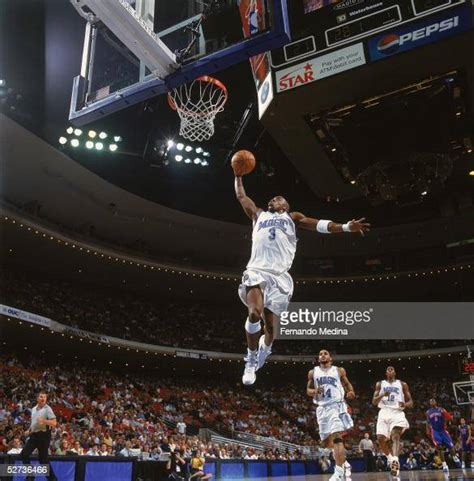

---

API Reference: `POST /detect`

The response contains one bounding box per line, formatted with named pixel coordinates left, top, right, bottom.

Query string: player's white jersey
left=313, top=365, right=344, bottom=407
left=378, top=380, right=405, bottom=411
left=246, top=211, right=297, bottom=276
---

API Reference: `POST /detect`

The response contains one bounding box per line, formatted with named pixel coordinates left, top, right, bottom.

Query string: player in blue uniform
left=426, top=398, right=460, bottom=472
left=458, top=417, right=472, bottom=469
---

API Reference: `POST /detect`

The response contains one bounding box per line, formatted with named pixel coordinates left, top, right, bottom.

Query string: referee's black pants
left=20, top=431, right=57, bottom=481
left=363, top=449, right=375, bottom=472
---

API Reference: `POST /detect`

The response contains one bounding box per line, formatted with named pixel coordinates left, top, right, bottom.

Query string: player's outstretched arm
left=401, top=382, right=413, bottom=409
left=234, top=176, right=262, bottom=221
left=290, top=212, right=370, bottom=235
left=338, top=367, right=355, bottom=400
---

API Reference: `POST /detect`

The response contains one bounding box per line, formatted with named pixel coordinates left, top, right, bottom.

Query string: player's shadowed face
left=386, top=366, right=396, bottom=380
left=430, top=398, right=437, bottom=407
left=460, top=418, right=466, bottom=425
left=318, top=350, right=332, bottom=365
left=268, top=196, right=289, bottom=213
left=37, top=393, right=47, bottom=406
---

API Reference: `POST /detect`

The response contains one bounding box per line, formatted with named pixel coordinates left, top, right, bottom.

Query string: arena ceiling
left=1, top=0, right=473, bottom=229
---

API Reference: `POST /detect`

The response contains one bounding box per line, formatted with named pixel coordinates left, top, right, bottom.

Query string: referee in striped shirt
left=20, top=392, right=58, bottom=481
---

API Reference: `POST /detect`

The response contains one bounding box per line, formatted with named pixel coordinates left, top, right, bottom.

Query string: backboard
left=453, top=380, right=474, bottom=406
left=69, top=0, right=290, bottom=125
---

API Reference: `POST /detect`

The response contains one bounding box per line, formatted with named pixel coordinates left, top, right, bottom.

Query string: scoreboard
left=461, top=358, right=474, bottom=375
left=272, top=0, right=469, bottom=67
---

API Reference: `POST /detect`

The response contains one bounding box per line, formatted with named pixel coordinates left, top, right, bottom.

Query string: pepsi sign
left=368, top=7, right=472, bottom=61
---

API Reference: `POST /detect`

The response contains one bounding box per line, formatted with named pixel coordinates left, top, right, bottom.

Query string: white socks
left=334, top=465, right=344, bottom=476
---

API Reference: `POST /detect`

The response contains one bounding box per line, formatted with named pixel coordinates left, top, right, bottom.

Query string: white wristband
left=342, top=222, right=351, bottom=233
left=316, top=220, right=332, bottom=234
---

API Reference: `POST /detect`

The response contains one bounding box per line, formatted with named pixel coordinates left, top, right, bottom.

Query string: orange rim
left=167, top=76, right=228, bottom=116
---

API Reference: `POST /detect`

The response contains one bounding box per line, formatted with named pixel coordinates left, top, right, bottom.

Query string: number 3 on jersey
left=269, top=227, right=276, bottom=240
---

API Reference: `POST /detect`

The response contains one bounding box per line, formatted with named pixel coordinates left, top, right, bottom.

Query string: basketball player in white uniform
left=373, top=366, right=413, bottom=477
left=307, top=350, right=355, bottom=481
left=234, top=174, right=370, bottom=385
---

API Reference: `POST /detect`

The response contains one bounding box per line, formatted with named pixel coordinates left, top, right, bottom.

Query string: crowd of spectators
left=0, top=354, right=314, bottom=461
left=1, top=270, right=466, bottom=355
left=0, top=353, right=468, bottom=469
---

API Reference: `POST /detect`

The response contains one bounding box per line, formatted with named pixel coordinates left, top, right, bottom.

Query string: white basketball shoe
left=242, top=349, right=258, bottom=385
left=329, top=465, right=344, bottom=481
left=344, top=460, right=352, bottom=478
left=257, top=335, right=272, bottom=370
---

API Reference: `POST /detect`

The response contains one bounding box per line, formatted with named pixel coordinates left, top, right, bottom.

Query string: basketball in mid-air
left=231, top=150, right=256, bottom=176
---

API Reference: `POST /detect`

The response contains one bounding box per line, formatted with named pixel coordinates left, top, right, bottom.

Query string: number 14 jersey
left=313, top=365, right=345, bottom=406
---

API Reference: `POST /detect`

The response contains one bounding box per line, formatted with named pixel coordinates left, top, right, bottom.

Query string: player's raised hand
left=348, top=218, right=371, bottom=236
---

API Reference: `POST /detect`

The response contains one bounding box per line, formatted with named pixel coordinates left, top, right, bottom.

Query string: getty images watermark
left=279, top=307, right=373, bottom=337
left=275, top=303, right=474, bottom=340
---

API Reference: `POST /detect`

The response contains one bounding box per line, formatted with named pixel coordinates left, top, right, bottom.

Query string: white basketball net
left=168, top=76, right=228, bottom=142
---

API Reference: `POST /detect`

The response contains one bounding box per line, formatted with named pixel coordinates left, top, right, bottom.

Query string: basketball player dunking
left=426, top=398, right=461, bottom=472
left=307, top=350, right=355, bottom=481
left=373, top=366, right=413, bottom=478
left=234, top=173, right=370, bottom=385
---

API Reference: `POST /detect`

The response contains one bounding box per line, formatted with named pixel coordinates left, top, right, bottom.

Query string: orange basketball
left=231, top=150, right=256, bottom=176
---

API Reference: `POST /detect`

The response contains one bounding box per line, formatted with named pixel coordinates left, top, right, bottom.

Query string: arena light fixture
left=194, top=158, right=201, bottom=164
left=469, top=170, right=474, bottom=177
left=184, top=158, right=191, bottom=164
left=176, top=143, right=184, bottom=151
left=95, top=142, right=104, bottom=150
left=66, top=126, right=74, bottom=134
left=201, top=160, right=208, bottom=166
left=175, top=155, right=183, bottom=162
left=74, top=128, right=83, bottom=136
left=70, top=139, right=80, bottom=147
left=88, top=130, right=97, bottom=138
left=109, top=144, right=118, bottom=152
left=86, top=140, right=94, bottom=149
left=421, top=191, right=427, bottom=196
left=59, top=136, right=67, bottom=145
left=167, top=140, right=174, bottom=148
left=185, top=145, right=193, bottom=152
left=203, top=152, right=210, bottom=157
left=99, top=131, right=107, bottom=139
left=0, top=79, right=5, bottom=87
left=195, top=147, right=203, bottom=154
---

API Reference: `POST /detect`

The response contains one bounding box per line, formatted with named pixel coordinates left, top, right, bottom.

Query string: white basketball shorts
left=376, top=408, right=409, bottom=438
left=238, top=269, right=293, bottom=317
left=316, top=402, right=353, bottom=441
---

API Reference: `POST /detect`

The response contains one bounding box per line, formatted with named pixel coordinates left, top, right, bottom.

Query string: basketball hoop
left=168, top=76, right=228, bottom=142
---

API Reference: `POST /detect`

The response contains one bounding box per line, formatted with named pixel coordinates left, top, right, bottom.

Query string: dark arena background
left=1, top=1, right=474, bottom=481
